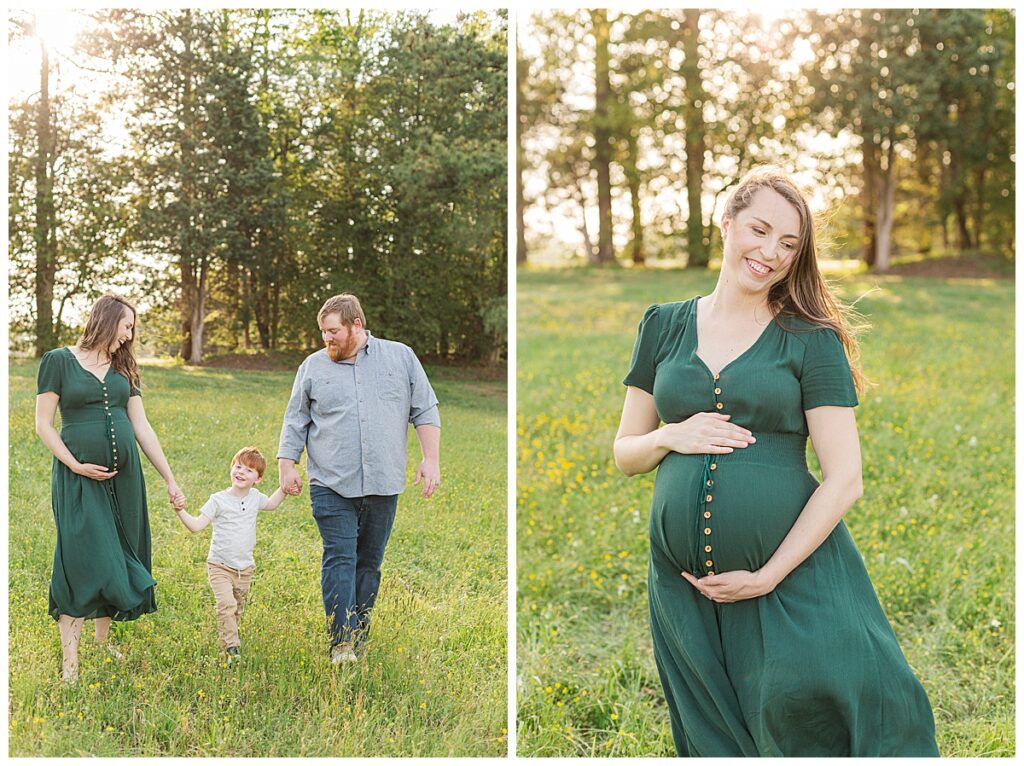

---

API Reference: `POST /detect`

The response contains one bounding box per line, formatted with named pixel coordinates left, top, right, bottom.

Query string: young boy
left=175, top=446, right=287, bottom=664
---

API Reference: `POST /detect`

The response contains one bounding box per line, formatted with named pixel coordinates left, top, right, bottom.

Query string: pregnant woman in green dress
left=614, top=167, right=939, bottom=756
left=35, top=295, right=186, bottom=683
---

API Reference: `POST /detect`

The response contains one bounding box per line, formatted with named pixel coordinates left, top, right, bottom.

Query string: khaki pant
left=207, top=561, right=255, bottom=650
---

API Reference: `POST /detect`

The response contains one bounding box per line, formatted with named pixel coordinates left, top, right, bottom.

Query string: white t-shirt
left=200, top=488, right=271, bottom=569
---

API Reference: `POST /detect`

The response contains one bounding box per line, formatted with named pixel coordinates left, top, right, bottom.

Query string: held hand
left=414, top=460, right=440, bottom=498
left=280, top=466, right=303, bottom=496
left=75, top=463, right=118, bottom=481
left=658, top=412, right=755, bottom=455
left=167, top=482, right=186, bottom=512
left=681, top=569, right=776, bottom=603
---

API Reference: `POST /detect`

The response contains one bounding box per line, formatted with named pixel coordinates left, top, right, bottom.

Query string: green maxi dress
left=38, top=348, right=157, bottom=621
left=624, top=299, right=939, bottom=757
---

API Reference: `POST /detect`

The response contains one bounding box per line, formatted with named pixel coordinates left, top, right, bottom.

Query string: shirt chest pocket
left=313, top=378, right=348, bottom=412
left=376, top=370, right=407, bottom=402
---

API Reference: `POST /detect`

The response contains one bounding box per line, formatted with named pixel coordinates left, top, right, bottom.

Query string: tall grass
left=516, top=268, right=1013, bottom=756
left=9, top=361, right=507, bottom=756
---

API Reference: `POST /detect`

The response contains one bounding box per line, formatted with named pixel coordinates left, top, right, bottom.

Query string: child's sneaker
left=330, top=642, right=357, bottom=665
left=226, top=646, right=241, bottom=666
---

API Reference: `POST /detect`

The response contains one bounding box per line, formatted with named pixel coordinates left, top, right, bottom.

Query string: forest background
left=515, top=8, right=1015, bottom=272
left=10, top=8, right=507, bottom=364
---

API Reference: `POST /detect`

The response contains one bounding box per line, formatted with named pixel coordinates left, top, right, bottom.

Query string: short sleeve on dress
left=800, top=328, right=859, bottom=410
left=37, top=350, right=63, bottom=396
left=623, top=304, right=661, bottom=394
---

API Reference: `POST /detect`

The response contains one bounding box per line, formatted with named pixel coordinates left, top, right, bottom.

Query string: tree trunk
left=515, top=48, right=528, bottom=265
left=624, top=129, right=644, bottom=266
left=575, top=177, right=597, bottom=263
left=33, top=28, right=57, bottom=357
left=591, top=8, right=615, bottom=265
left=953, top=193, right=971, bottom=251
left=269, top=280, right=280, bottom=350
left=916, top=143, right=933, bottom=254
left=861, top=138, right=879, bottom=266
left=681, top=10, right=708, bottom=268
left=179, top=11, right=197, bottom=362
left=947, top=149, right=971, bottom=251
left=874, top=145, right=896, bottom=273
left=189, top=263, right=207, bottom=365
left=179, top=261, right=195, bottom=360
left=242, top=265, right=253, bottom=349
left=973, top=165, right=986, bottom=250
left=252, top=270, right=271, bottom=350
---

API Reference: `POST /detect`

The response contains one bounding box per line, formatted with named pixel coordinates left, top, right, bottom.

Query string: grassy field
left=516, top=267, right=1014, bottom=756
left=9, top=360, right=507, bottom=756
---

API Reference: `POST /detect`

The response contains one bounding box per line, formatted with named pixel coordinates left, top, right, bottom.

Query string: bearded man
left=277, top=293, right=441, bottom=663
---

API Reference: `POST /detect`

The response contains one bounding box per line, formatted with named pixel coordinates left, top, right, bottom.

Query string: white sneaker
left=331, top=642, right=358, bottom=664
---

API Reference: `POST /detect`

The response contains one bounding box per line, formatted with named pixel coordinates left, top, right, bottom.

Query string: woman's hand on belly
left=680, top=568, right=776, bottom=603
left=657, top=412, right=756, bottom=455
left=73, top=463, right=119, bottom=481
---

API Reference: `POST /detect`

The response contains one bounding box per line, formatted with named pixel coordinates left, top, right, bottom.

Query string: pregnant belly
left=61, top=418, right=135, bottom=472
left=650, top=434, right=819, bottom=574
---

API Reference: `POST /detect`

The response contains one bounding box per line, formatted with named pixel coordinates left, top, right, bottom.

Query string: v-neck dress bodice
left=623, top=298, right=938, bottom=757
left=37, top=347, right=156, bottom=621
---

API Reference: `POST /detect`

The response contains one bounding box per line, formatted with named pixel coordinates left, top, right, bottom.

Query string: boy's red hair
left=231, top=447, right=266, bottom=478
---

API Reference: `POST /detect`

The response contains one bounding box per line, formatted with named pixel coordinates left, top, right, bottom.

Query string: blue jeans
left=309, top=486, right=398, bottom=649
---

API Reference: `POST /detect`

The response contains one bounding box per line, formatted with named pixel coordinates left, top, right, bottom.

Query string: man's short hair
left=232, top=446, right=266, bottom=478
left=318, top=294, right=366, bottom=327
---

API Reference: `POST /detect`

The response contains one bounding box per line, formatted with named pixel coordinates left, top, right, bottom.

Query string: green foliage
left=799, top=8, right=1015, bottom=263
left=7, top=37, right=135, bottom=349
left=8, top=10, right=507, bottom=362
left=516, top=268, right=1013, bottom=756
left=518, top=10, right=1015, bottom=268
left=285, top=10, right=508, bottom=360
left=9, top=361, right=507, bottom=755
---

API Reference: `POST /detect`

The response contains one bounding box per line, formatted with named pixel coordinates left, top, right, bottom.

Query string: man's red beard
left=326, top=336, right=358, bottom=362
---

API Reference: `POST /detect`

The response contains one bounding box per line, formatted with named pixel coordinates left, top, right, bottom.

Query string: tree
left=516, top=38, right=529, bottom=265
left=8, top=13, right=61, bottom=355
left=8, top=12, right=134, bottom=351
left=10, top=10, right=508, bottom=361
left=590, top=9, right=615, bottom=265
left=108, top=9, right=291, bottom=362
left=913, top=9, right=1013, bottom=252
left=519, top=11, right=597, bottom=263
left=678, top=10, right=709, bottom=268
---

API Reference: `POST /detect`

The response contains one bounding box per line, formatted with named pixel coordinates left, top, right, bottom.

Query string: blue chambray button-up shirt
left=277, top=332, right=440, bottom=498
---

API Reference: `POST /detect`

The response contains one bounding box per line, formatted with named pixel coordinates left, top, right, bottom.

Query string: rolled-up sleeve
left=407, top=349, right=440, bottom=428
left=277, top=360, right=313, bottom=461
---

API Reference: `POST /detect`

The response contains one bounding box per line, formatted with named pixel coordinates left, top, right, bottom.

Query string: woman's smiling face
left=721, top=187, right=802, bottom=294
left=108, top=307, right=135, bottom=354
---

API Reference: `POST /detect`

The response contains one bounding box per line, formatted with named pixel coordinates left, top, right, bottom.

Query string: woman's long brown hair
left=79, top=294, right=141, bottom=391
left=722, top=166, right=867, bottom=392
